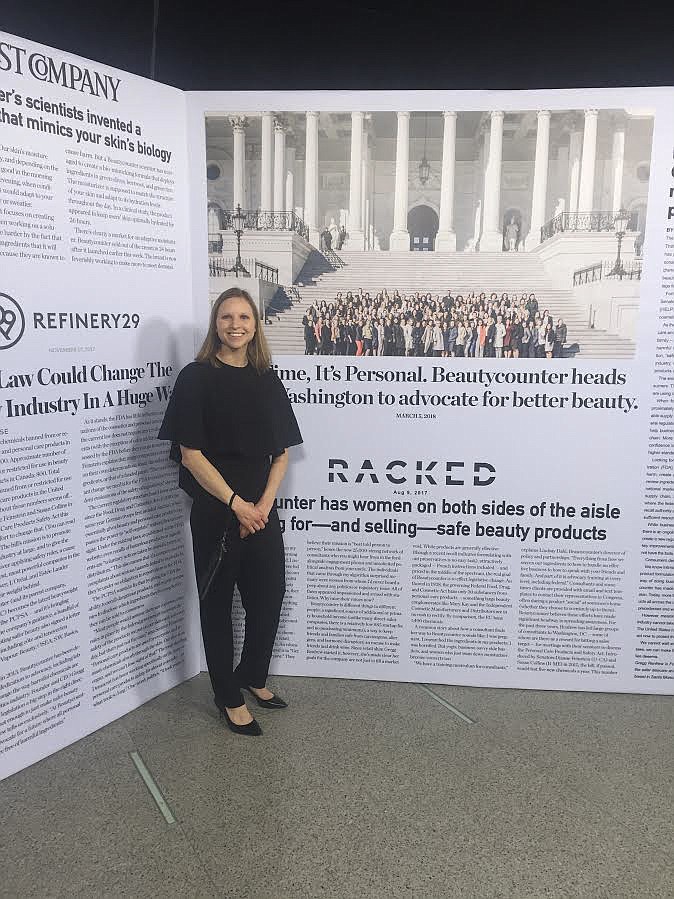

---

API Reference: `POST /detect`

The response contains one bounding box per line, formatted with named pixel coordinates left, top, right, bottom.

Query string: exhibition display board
left=1, top=32, right=673, bottom=780
left=0, top=34, right=200, bottom=779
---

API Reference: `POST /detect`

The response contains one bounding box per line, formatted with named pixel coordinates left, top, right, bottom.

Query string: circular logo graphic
left=0, top=293, right=25, bottom=350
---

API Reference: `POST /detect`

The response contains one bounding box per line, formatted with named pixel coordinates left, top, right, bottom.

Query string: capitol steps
left=263, top=251, right=635, bottom=359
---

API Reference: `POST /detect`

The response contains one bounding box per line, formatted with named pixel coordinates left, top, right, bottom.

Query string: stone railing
left=208, top=256, right=279, bottom=284
left=215, top=209, right=309, bottom=241
left=208, top=233, right=223, bottom=253
left=323, top=248, right=347, bottom=269
left=541, top=211, right=637, bottom=243
left=572, top=259, right=642, bottom=287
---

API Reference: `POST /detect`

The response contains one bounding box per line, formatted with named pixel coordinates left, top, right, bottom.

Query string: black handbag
left=197, top=509, right=236, bottom=602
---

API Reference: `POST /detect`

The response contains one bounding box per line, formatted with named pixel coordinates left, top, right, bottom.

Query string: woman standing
left=355, top=319, right=364, bottom=357
left=477, top=319, right=487, bottom=358
left=537, top=320, right=548, bottom=359
left=445, top=318, right=458, bottom=357
left=528, top=317, right=539, bottom=358
left=158, top=288, right=303, bottom=736
left=403, top=317, right=414, bottom=357
left=510, top=317, right=522, bottom=360
left=432, top=319, right=444, bottom=358
left=485, top=317, right=496, bottom=358
left=362, top=318, right=374, bottom=356
left=345, top=320, right=357, bottom=356
left=330, top=317, right=341, bottom=356
left=319, top=318, right=333, bottom=355
left=455, top=318, right=467, bottom=358
left=376, top=318, right=386, bottom=356
left=412, top=319, right=424, bottom=356
left=544, top=322, right=555, bottom=359
left=421, top=319, right=433, bottom=357
left=335, top=318, right=346, bottom=356
left=503, top=318, right=513, bottom=359
left=466, top=320, right=478, bottom=358
left=303, top=314, right=316, bottom=355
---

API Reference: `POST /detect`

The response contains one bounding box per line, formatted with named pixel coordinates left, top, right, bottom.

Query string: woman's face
left=216, top=297, right=256, bottom=352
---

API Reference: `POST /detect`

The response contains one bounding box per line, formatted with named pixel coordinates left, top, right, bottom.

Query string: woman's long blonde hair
left=196, top=287, right=272, bottom=374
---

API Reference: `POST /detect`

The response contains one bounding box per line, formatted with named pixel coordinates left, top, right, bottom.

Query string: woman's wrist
left=228, top=492, right=238, bottom=510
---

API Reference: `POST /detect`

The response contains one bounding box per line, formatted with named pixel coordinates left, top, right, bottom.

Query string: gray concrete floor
left=1, top=675, right=672, bottom=899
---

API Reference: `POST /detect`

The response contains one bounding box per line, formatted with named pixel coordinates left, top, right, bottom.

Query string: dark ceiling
left=2, top=0, right=674, bottom=91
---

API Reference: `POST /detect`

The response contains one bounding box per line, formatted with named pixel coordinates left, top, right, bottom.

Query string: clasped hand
left=232, top=496, right=270, bottom=538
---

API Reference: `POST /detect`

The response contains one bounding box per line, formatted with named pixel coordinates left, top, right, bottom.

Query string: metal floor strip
left=130, top=750, right=177, bottom=824
left=417, top=683, right=476, bottom=724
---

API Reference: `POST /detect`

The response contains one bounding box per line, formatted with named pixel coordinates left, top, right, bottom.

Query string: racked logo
left=0, top=293, right=25, bottom=350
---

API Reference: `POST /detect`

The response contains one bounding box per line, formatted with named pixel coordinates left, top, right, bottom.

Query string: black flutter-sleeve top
left=158, top=360, right=303, bottom=502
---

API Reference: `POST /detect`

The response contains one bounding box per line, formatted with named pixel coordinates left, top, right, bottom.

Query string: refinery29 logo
left=0, top=293, right=25, bottom=350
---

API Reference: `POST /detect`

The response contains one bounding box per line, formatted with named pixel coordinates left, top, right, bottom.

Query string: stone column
left=368, top=137, right=378, bottom=250
left=480, top=111, right=504, bottom=251
left=345, top=111, right=365, bottom=249
left=528, top=110, right=551, bottom=247
left=304, top=111, right=320, bottom=246
left=567, top=121, right=583, bottom=215
left=273, top=116, right=287, bottom=213
left=285, top=140, right=296, bottom=217
left=361, top=132, right=371, bottom=250
left=611, top=115, right=626, bottom=213
left=260, top=112, right=273, bottom=210
left=229, top=116, right=247, bottom=210
left=436, top=111, right=457, bottom=251
left=390, top=111, right=410, bottom=251
left=578, top=109, right=598, bottom=212
left=246, top=145, right=261, bottom=208
left=468, top=125, right=487, bottom=250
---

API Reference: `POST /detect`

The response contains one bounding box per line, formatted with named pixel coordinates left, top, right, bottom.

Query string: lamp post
left=609, top=207, right=630, bottom=278
left=227, top=204, right=249, bottom=277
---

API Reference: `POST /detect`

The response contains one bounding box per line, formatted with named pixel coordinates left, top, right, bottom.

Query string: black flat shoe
left=242, top=686, right=288, bottom=709
left=218, top=706, right=263, bottom=736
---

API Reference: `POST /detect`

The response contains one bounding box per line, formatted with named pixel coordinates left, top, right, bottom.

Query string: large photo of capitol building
left=206, top=108, right=654, bottom=359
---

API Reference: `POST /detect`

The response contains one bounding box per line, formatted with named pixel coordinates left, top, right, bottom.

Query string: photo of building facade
left=206, top=108, right=654, bottom=358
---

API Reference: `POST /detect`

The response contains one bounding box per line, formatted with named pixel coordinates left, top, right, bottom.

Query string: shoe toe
left=264, top=694, right=288, bottom=709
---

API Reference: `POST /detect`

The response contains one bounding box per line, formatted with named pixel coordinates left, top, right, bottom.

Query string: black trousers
left=190, top=500, right=286, bottom=709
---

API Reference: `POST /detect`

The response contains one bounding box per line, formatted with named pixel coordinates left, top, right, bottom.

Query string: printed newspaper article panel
left=0, top=31, right=199, bottom=781
left=198, top=95, right=672, bottom=694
